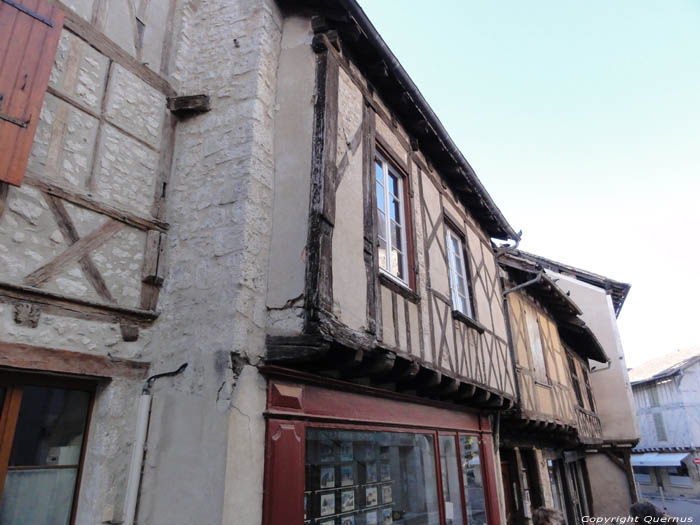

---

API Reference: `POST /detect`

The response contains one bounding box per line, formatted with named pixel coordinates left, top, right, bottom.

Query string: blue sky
left=358, top=1, right=700, bottom=367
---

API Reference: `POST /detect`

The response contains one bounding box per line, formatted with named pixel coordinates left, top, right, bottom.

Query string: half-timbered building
left=498, top=250, right=639, bottom=522
left=0, top=0, right=640, bottom=523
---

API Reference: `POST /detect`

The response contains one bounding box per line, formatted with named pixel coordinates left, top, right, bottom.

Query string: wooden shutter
left=0, top=0, right=64, bottom=187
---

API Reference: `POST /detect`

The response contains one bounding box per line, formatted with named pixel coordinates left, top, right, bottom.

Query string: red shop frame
left=261, top=368, right=501, bottom=525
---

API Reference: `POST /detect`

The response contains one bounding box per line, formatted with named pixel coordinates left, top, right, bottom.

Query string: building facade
left=0, top=0, right=640, bottom=524
left=630, top=348, right=700, bottom=499
left=497, top=251, right=639, bottom=523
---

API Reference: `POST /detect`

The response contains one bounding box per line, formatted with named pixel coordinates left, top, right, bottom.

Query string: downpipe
left=123, top=363, right=187, bottom=525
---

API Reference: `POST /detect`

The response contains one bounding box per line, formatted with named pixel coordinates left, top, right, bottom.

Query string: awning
left=631, top=452, right=689, bottom=467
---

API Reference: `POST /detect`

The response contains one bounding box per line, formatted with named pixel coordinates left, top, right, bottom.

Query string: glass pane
left=439, top=436, right=464, bottom=525
left=0, top=469, right=77, bottom=525
left=377, top=210, right=387, bottom=241
left=378, top=238, right=388, bottom=271
left=459, top=436, right=487, bottom=525
left=391, top=222, right=402, bottom=252
left=377, top=182, right=386, bottom=212
left=456, top=276, right=467, bottom=298
left=391, top=248, right=404, bottom=280
left=390, top=197, right=401, bottom=222
left=450, top=236, right=460, bottom=257
left=306, top=428, right=441, bottom=525
left=9, top=386, right=90, bottom=467
left=376, top=161, right=384, bottom=183
left=388, top=173, right=399, bottom=197
left=1, top=386, right=91, bottom=525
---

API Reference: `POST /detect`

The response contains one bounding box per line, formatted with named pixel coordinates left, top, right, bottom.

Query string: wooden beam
left=23, top=220, right=123, bottom=287
left=167, top=94, right=210, bottom=115
left=0, top=182, right=9, bottom=220
left=0, top=280, right=158, bottom=324
left=0, top=340, right=149, bottom=380
left=24, top=172, right=168, bottom=232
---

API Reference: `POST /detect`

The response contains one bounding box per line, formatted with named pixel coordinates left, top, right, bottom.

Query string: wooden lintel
left=0, top=341, right=149, bottom=380
left=0, top=280, right=158, bottom=325
left=167, top=95, right=210, bottom=115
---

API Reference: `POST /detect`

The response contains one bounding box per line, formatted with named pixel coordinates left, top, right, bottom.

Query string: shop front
left=261, top=368, right=501, bottom=525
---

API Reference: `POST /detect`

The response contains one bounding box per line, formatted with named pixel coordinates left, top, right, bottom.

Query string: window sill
left=378, top=272, right=420, bottom=303
left=534, top=380, right=552, bottom=389
left=451, top=310, right=485, bottom=334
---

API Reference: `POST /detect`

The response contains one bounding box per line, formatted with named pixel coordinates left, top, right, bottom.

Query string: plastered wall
left=548, top=272, right=639, bottom=442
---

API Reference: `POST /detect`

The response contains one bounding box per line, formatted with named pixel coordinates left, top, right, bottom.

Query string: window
left=376, top=153, right=409, bottom=284
left=581, top=368, right=596, bottom=411
left=525, top=310, right=548, bottom=384
left=653, top=413, right=667, bottom=442
left=667, top=464, right=692, bottom=488
left=445, top=228, right=473, bottom=318
left=0, top=375, right=93, bottom=524
left=566, top=354, right=584, bottom=408
left=460, top=436, right=488, bottom=525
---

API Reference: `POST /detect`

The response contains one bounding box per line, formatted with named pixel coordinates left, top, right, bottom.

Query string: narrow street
left=642, top=494, right=700, bottom=520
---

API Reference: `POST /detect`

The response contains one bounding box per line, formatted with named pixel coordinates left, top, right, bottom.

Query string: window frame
left=444, top=224, right=475, bottom=319
left=374, top=148, right=414, bottom=289
left=0, top=371, right=96, bottom=525
left=525, top=309, right=549, bottom=385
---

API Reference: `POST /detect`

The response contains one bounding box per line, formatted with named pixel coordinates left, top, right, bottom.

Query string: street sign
left=693, top=457, right=700, bottom=465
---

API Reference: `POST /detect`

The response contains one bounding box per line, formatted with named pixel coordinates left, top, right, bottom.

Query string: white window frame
left=445, top=227, right=473, bottom=318
left=375, top=153, right=409, bottom=284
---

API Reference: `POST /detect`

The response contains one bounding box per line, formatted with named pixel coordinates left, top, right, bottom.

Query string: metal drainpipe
left=502, top=271, right=543, bottom=297
left=123, top=363, right=187, bottom=525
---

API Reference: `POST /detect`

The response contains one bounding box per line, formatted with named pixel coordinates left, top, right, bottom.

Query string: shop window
left=633, top=466, right=652, bottom=485
left=459, top=436, right=487, bottom=525
left=376, top=153, right=412, bottom=286
left=667, top=465, right=692, bottom=488
left=305, top=428, right=440, bottom=524
left=547, top=460, right=568, bottom=524
left=0, top=376, right=93, bottom=524
left=445, top=227, right=474, bottom=319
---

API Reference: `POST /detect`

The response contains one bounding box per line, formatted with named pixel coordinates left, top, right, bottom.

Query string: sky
left=357, top=1, right=700, bottom=368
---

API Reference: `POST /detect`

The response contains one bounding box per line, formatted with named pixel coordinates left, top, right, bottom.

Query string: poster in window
left=319, top=520, right=334, bottom=525
left=320, top=467, right=336, bottom=489
left=304, top=493, right=308, bottom=519
left=365, top=486, right=378, bottom=506
left=341, top=489, right=355, bottom=512
left=320, top=493, right=335, bottom=516
left=381, top=485, right=392, bottom=504
left=380, top=463, right=391, bottom=481
left=366, top=511, right=378, bottom=525
left=340, top=442, right=353, bottom=462
left=382, top=508, right=393, bottom=525
left=366, top=463, right=377, bottom=483
left=340, top=516, right=355, bottom=525
left=340, top=465, right=354, bottom=486
left=320, top=442, right=335, bottom=463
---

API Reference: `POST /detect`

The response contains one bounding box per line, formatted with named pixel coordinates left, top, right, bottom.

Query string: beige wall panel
left=375, top=116, right=408, bottom=162
left=381, top=285, right=396, bottom=348
left=421, top=177, right=450, bottom=297
left=331, top=67, right=367, bottom=332
left=430, top=298, right=456, bottom=372
left=139, top=0, right=172, bottom=72
left=537, top=385, right=554, bottom=415
left=28, top=94, right=100, bottom=188
left=407, top=301, right=421, bottom=358
left=441, top=196, right=462, bottom=227
left=61, top=0, right=95, bottom=20
left=267, top=17, right=315, bottom=315
left=585, top=454, right=634, bottom=517
left=103, top=0, right=138, bottom=57
left=396, top=297, right=408, bottom=352
left=373, top=97, right=410, bottom=147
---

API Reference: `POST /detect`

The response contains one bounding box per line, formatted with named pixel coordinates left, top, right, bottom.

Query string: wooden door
left=501, top=459, right=517, bottom=525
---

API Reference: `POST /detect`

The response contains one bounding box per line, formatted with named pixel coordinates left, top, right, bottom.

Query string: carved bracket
left=13, top=303, right=41, bottom=328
